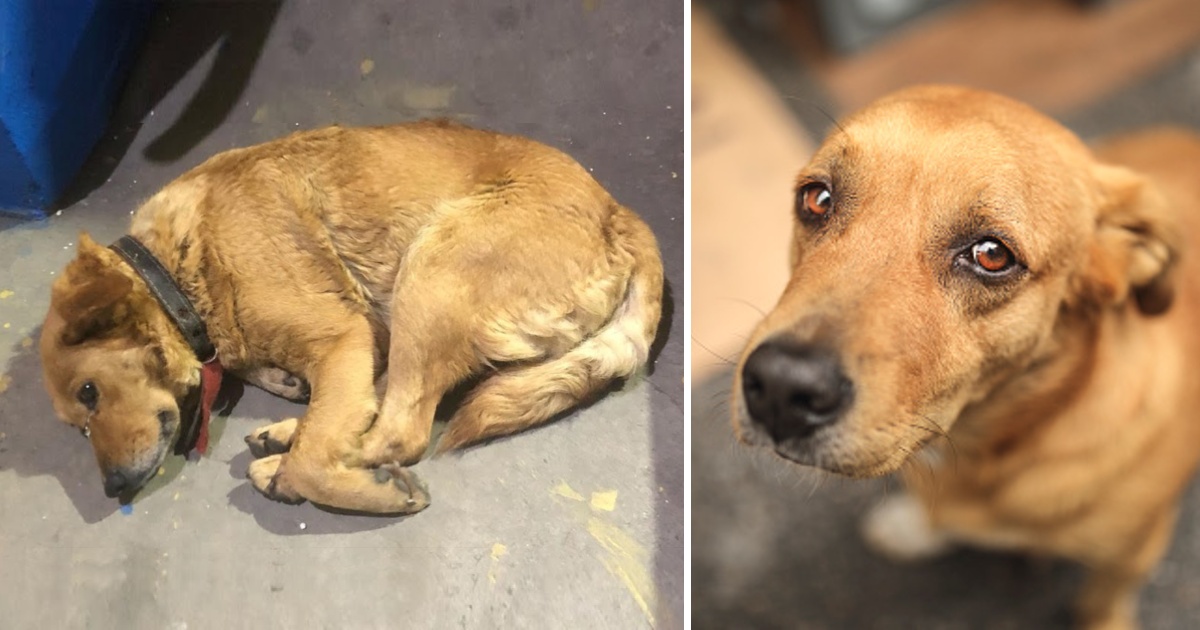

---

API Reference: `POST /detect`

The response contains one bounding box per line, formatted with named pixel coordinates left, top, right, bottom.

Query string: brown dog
left=40, top=120, right=663, bottom=515
left=732, top=85, right=1200, bottom=629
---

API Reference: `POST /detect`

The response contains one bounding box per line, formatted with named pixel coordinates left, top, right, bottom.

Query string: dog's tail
left=437, top=203, right=664, bottom=452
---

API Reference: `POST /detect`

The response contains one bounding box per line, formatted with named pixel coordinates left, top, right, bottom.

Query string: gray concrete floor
left=691, top=40, right=1200, bottom=630
left=0, top=2, right=683, bottom=627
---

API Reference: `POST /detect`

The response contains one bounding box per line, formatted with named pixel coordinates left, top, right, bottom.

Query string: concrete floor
left=0, top=1, right=683, bottom=627
left=691, top=22, right=1200, bottom=630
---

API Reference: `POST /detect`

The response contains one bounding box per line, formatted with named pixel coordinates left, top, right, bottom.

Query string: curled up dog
left=39, top=120, right=663, bottom=515
left=733, top=85, right=1200, bottom=629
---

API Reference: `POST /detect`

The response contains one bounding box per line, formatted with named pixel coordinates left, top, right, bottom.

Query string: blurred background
left=692, top=0, right=1200, bottom=627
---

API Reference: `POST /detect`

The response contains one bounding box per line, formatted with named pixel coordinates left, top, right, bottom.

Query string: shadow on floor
left=55, top=1, right=282, bottom=210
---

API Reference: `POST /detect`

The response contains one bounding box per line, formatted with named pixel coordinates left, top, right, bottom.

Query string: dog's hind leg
left=437, top=204, right=664, bottom=452
left=360, top=200, right=662, bottom=466
left=436, top=278, right=659, bottom=453
left=358, top=274, right=483, bottom=467
left=242, top=366, right=311, bottom=402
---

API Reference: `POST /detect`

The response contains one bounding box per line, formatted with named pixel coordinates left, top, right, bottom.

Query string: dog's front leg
left=246, top=319, right=430, bottom=515
left=1073, top=508, right=1177, bottom=630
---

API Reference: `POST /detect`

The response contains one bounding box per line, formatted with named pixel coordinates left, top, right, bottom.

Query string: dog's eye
left=796, top=183, right=833, bottom=220
left=968, top=239, right=1017, bottom=274
left=77, top=381, right=99, bottom=411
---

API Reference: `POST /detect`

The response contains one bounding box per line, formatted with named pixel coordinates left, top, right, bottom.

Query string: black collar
left=110, top=236, right=217, bottom=455
left=109, top=236, right=216, bottom=363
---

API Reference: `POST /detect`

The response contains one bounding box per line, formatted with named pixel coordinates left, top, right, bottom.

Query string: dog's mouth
left=769, top=438, right=915, bottom=478
left=100, top=392, right=195, bottom=503
left=114, top=466, right=159, bottom=502
left=739, top=400, right=945, bottom=478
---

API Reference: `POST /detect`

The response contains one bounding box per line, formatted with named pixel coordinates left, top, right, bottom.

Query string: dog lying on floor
left=39, top=119, right=663, bottom=515
left=732, top=85, right=1200, bottom=630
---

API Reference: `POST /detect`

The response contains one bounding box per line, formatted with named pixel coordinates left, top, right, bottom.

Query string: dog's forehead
left=827, top=114, right=1014, bottom=177
left=43, top=332, right=151, bottom=393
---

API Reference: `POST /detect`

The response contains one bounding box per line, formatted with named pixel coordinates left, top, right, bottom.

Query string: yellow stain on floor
left=0, top=374, right=10, bottom=394
left=252, top=104, right=269, bottom=124
left=552, top=482, right=655, bottom=626
left=401, top=84, right=455, bottom=110
left=590, top=490, right=618, bottom=512
left=360, top=58, right=375, bottom=76
left=488, top=542, right=508, bottom=586
left=588, top=518, right=656, bottom=625
left=0, top=289, right=12, bottom=299
left=551, top=481, right=585, bottom=502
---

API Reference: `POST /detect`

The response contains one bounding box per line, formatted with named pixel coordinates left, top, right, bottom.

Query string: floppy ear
left=1080, top=164, right=1180, bottom=316
left=53, top=233, right=135, bottom=344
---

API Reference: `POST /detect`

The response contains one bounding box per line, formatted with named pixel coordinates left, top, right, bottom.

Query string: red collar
left=195, top=360, right=224, bottom=455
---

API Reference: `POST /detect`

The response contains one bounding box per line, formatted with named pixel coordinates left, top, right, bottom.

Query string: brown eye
left=797, top=183, right=832, bottom=219
left=971, top=239, right=1015, bottom=273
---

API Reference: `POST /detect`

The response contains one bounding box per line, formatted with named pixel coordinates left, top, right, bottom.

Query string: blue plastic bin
left=0, top=0, right=156, bottom=218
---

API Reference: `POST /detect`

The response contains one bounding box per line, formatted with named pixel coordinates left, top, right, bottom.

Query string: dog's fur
left=40, top=120, right=663, bottom=514
left=733, top=85, right=1200, bottom=629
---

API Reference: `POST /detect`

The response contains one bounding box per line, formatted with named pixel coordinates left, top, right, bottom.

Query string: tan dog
left=40, top=119, right=663, bottom=515
left=732, top=85, right=1200, bottom=629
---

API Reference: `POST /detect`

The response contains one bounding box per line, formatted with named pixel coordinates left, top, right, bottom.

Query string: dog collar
left=109, top=235, right=222, bottom=455
left=110, top=236, right=215, bottom=362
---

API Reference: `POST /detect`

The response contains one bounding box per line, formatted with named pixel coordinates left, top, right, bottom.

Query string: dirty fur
left=39, top=119, right=664, bottom=515
left=732, top=86, right=1200, bottom=630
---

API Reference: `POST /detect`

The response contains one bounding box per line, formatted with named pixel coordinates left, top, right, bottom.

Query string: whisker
left=713, top=296, right=768, bottom=319
left=778, top=93, right=849, bottom=138
left=691, top=335, right=737, bottom=366
left=918, top=413, right=960, bottom=475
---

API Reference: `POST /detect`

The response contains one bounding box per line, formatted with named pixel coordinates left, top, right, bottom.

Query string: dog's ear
left=1079, top=164, right=1180, bottom=316
left=53, top=233, right=135, bottom=344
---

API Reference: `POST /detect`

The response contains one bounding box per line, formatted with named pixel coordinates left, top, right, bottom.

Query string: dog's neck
left=909, top=301, right=1187, bottom=506
left=127, top=187, right=248, bottom=368
left=948, top=307, right=1114, bottom=460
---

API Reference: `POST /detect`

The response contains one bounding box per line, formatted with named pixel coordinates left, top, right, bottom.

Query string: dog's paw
left=302, top=463, right=431, bottom=516
left=861, top=494, right=951, bottom=562
left=245, top=418, right=299, bottom=458
left=246, top=367, right=311, bottom=403
left=373, top=462, right=432, bottom=513
left=247, top=454, right=305, bottom=505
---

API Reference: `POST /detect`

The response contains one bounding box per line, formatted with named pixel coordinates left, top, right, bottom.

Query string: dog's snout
left=102, top=468, right=131, bottom=498
left=742, top=341, right=853, bottom=441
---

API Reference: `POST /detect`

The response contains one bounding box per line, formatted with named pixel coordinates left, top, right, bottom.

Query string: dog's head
left=733, top=85, right=1179, bottom=477
left=40, top=233, right=200, bottom=499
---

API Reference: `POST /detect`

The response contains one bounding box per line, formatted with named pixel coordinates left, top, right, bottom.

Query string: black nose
left=741, top=340, right=854, bottom=441
left=102, top=469, right=130, bottom=498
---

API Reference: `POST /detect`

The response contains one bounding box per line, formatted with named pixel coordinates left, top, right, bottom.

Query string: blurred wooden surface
left=787, top=0, right=1200, bottom=115
left=691, top=8, right=814, bottom=381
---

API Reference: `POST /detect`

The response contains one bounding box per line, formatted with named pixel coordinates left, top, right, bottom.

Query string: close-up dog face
left=732, top=85, right=1178, bottom=477
left=39, top=235, right=198, bottom=499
